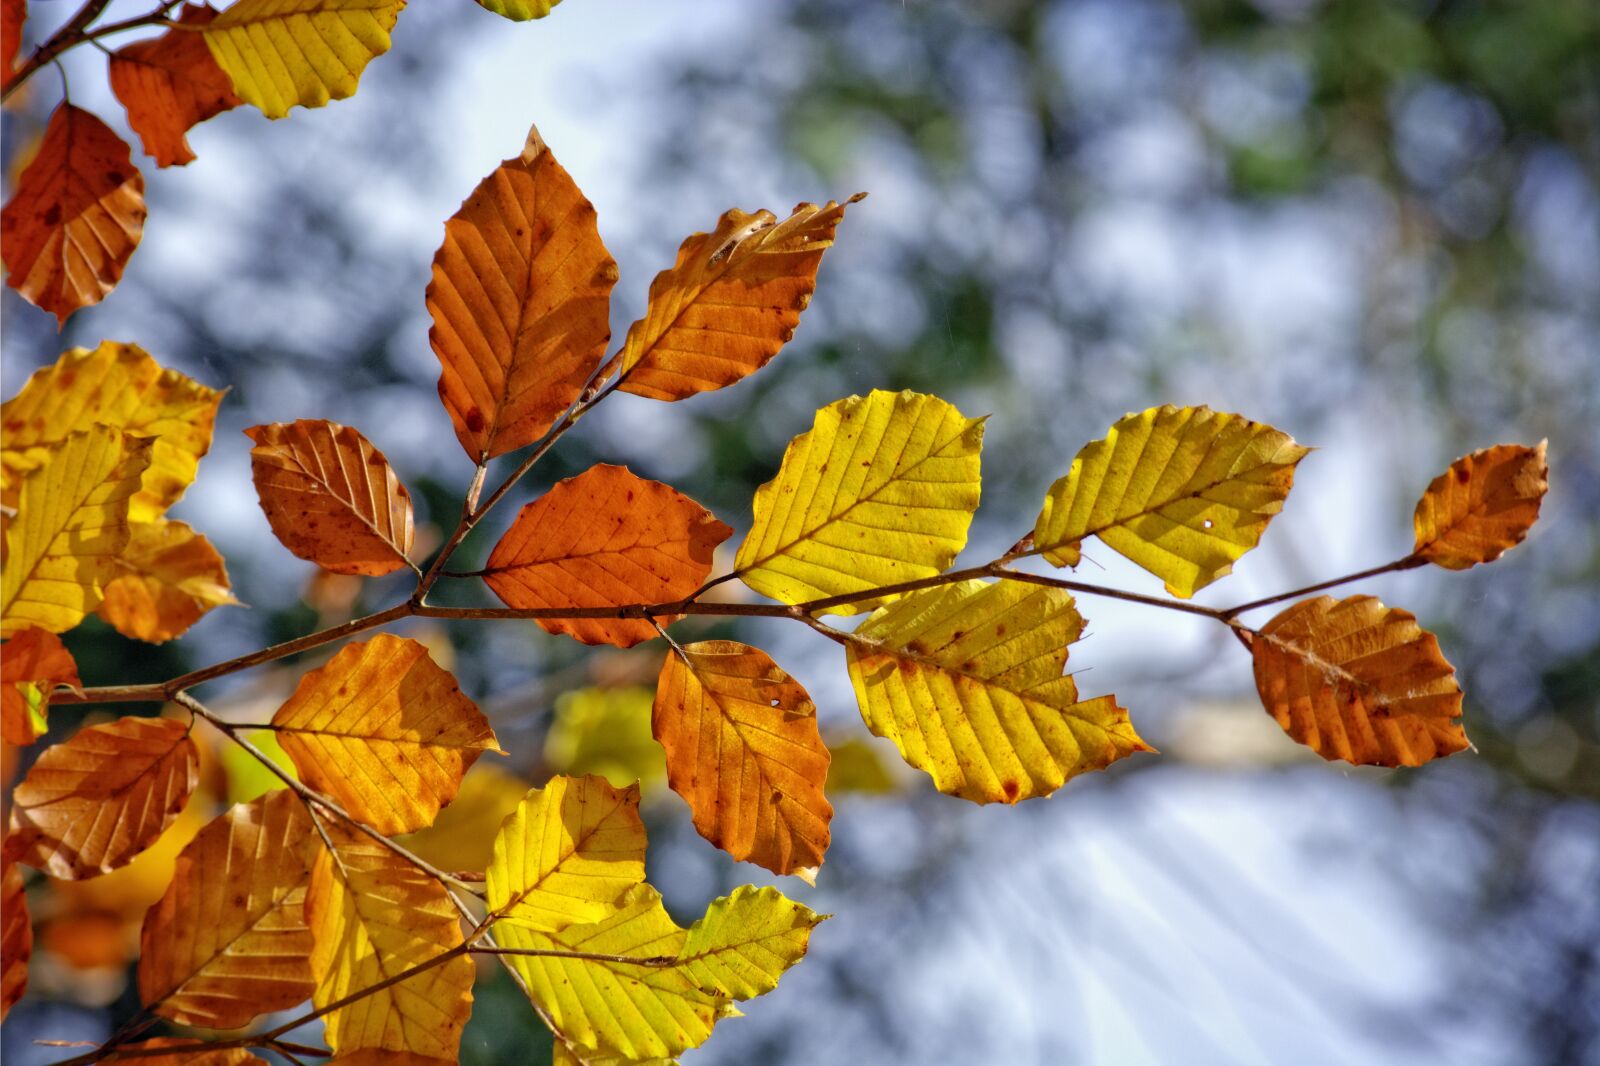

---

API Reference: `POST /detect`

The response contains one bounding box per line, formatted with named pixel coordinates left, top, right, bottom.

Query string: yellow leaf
left=1033, top=405, right=1309, bottom=598
left=1, top=341, right=223, bottom=521
left=1, top=425, right=153, bottom=636
left=475, top=0, right=562, bottom=18
left=552, top=1046, right=675, bottom=1066
left=1251, top=594, right=1468, bottom=767
left=615, top=196, right=864, bottom=401
left=846, top=579, right=1150, bottom=804
left=222, top=728, right=294, bottom=803
left=652, top=641, right=832, bottom=877
left=203, top=0, right=406, bottom=119
left=1, top=627, right=81, bottom=745
left=545, top=686, right=666, bottom=792
left=138, top=790, right=315, bottom=1028
left=735, top=390, right=984, bottom=614
left=96, top=519, right=238, bottom=643
left=271, top=634, right=500, bottom=834
left=2, top=857, right=28, bottom=1021
left=1413, top=441, right=1549, bottom=570
left=398, top=762, right=530, bottom=876
left=823, top=736, right=900, bottom=795
left=679, top=885, right=824, bottom=1001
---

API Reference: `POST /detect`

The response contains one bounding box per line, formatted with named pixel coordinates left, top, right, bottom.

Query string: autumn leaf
left=271, top=634, right=499, bottom=834
left=679, top=885, right=825, bottom=1000
left=398, top=762, right=529, bottom=875
left=245, top=419, right=416, bottom=577
left=5, top=715, right=199, bottom=879
left=1, top=0, right=23, bottom=91
left=203, top=0, right=405, bottom=119
left=475, top=0, right=563, bottom=20
left=1251, top=594, right=1468, bottom=766
left=1, top=103, right=145, bottom=324
left=614, top=195, right=864, bottom=401
left=483, top=464, right=731, bottom=648
left=138, top=790, right=315, bottom=1028
left=1033, top=405, right=1309, bottom=598
left=96, top=519, right=237, bottom=643
left=1413, top=441, right=1549, bottom=570
left=653, top=641, right=832, bottom=878
left=428, top=125, right=618, bottom=461
left=110, top=4, right=241, bottom=167
left=103, top=1039, right=267, bottom=1064
left=545, top=687, right=666, bottom=791
left=1, top=857, right=28, bottom=1021
left=1, top=425, right=152, bottom=636
left=1, top=627, right=81, bottom=745
left=847, top=579, right=1150, bottom=803
left=736, top=390, right=984, bottom=613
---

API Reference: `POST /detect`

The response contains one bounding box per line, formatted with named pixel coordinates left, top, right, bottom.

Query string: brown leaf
left=1, top=627, right=81, bottom=745
left=1252, top=595, right=1468, bottom=767
left=245, top=419, right=415, bottom=576
left=5, top=715, right=199, bottom=878
left=653, top=641, right=832, bottom=877
left=428, top=124, right=618, bottom=461
left=483, top=464, right=732, bottom=648
left=2, top=0, right=23, bottom=91
left=138, top=790, right=315, bottom=1028
left=1, top=856, right=28, bottom=1020
left=103, top=1039, right=268, bottom=1064
left=0, top=104, right=146, bottom=325
left=1413, top=441, right=1549, bottom=570
left=96, top=519, right=237, bottom=643
left=615, top=194, right=864, bottom=400
left=109, top=4, right=240, bottom=167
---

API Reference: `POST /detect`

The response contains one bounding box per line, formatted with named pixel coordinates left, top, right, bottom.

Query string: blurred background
left=3, top=0, right=1597, bottom=1063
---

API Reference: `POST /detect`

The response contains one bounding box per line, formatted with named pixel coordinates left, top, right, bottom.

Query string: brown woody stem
left=2, top=1, right=181, bottom=102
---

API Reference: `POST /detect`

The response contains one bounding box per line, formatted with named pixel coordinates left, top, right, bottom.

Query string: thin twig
left=1218, top=555, right=1425, bottom=618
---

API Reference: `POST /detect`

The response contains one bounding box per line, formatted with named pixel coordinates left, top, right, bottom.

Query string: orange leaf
left=138, top=790, right=315, bottom=1028
left=103, top=1039, right=267, bottom=1064
left=653, top=641, right=832, bottom=878
left=1, top=856, right=28, bottom=1021
left=1, top=627, right=81, bottom=745
left=1, top=0, right=23, bottom=91
left=109, top=4, right=241, bottom=168
left=1413, top=441, right=1548, bottom=570
left=1252, top=595, right=1468, bottom=767
left=615, top=194, right=864, bottom=400
left=0, top=104, right=145, bottom=325
left=96, top=519, right=237, bottom=643
left=5, top=715, right=198, bottom=878
left=245, top=419, right=415, bottom=576
left=483, top=464, right=732, bottom=648
left=427, top=124, right=618, bottom=461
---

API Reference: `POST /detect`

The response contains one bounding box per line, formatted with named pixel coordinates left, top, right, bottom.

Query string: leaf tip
left=521, top=123, right=548, bottom=163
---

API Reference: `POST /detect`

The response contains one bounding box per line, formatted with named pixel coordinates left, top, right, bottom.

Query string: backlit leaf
left=483, top=464, right=731, bottom=648
left=1413, top=441, right=1548, bottom=570
left=1, top=627, right=80, bottom=745
left=1033, top=405, right=1309, bottom=598
left=103, top=1039, right=268, bottom=1064
left=2, top=0, right=24, bottom=90
left=545, top=686, right=666, bottom=791
left=398, top=762, right=529, bottom=875
left=0, top=104, right=145, bottom=324
left=679, top=885, right=824, bottom=1000
left=735, top=390, right=984, bottom=614
left=110, top=4, right=241, bottom=167
left=475, top=0, right=562, bottom=20
left=138, top=789, right=315, bottom=1028
left=615, top=195, right=864, bottom=401
left=1, top=857, right=28, bottom=1021
left=271, top=634, right=499, bottom=834
left=1251, top=594, right=1468, bottom=766
left=652, top=641, right=832, bottom=878
left=428, top=125, right=617, bottom=461
left=245, top=419, right=415, bottom=577
left=847, top=579, right=1150, bottom=803
left=5, top=715, right=198, bottom=879
left=97, top=519, right=238, bottom=643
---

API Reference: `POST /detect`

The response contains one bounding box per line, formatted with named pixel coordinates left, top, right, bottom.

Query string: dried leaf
left=110, top=4, right=240, bottom=167
left=0, top=104, right=145, bottom=324
left=2, top=0, right=23, bottom=90
left=5, top=715, right=198, bottom=879
left=103, top=1039, right=268, bottom=1064
left=1, top=857, right=28, bottom=1020
left=483, top=464, right=731, bottom=648
left=1413, top=442, right=1549, bottom=570
left=1252, top=594, right=1468, bottom=766
left=1, top=627, right=81, bottom=745
left=679, top=885, right=824, bottom=1000
left=96, top=519, right=237, bottom=643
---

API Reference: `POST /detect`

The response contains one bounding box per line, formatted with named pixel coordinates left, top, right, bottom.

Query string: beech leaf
left=97, top=519, right=238, bottom=643
left=1, top=627, right=81, bottom=745
left=1, top=857, right=28, bottom=1021
left=475, top=0, right=563, bottom=20
left=1413, top=441, right=1549, bottom=570
left=102, top=1039, right=268, bottom=1064
left=679, top=884, right=825, bottom=1000
left=110, top=3, right=241, bottom=167
left=2, top=0, right=24, bottom=91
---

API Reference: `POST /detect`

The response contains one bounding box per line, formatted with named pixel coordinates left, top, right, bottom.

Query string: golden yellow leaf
left=1033, top=405, right=1309, bottom=598
left=483, top=464, right=731, bottom=648
left=735, top=390, right=984, bottom=614
left=545, top=686, right=666, bottom=792
left=1, top=627, right=81, bottom=745
left=97, top=519, right=237, bottom=643
left=1, top=425, right=153, bottom=636
left=652, top=641, right=832, bottom=878
left=1251, top=594, right=1468, bottom=766
left=245, top=419, right=415, bottom=577
left=109, top=3, right=241, bottom=167
left=1413, top=441, right=1549, bottom=570
left=138, top=790, right=315, bottom=1028
left=103, top=1039, right=268, bottom=1064
left=271, top=634, right=500, bottom=834
left=847, top=579, right=1150, bottom=803
left=475, top=0, right=562, bottom=20
left=823, top=735, right=900, bottom=795
left=679, top=884, right=824, bottom=1000
left=398, top=762, right=530, bottom=876
left=0, top=341, right=225, bottom=521
left=1, top=857, right=28, bottom=1021
left=615, top=195, right=864, bottom=401
left=203, top=0, right=405, bottom=119
left=427, top=124, right=618, bottom=461
left=5, top=715, right=198, bottom=878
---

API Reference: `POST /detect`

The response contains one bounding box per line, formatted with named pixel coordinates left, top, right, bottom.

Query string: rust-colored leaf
left=96, top=519, right=237, bottom=643
left=653, top=641, right=832, bottom=878
left=1, top=856, right=28, bottom=1021
left=0, top=104, right=145, bottom=325
left=103, top=1039, right=267, bottom=1064
left=483, top=464, right=732, bottom=648
left=2, top=0, right=23, bottom=91
left=245, top=419, right=415, bottom=576
left=1413, top=441, right=1549, bottom=570
left=428, top=124, right=618, bottom=461
left=1, top=627, right=81, bottom=745
left=1252, top=595, right=1468, bottom=767
left=109, top=4, right=241, bottom=168
left=5, top=715, right=198, bottom=879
